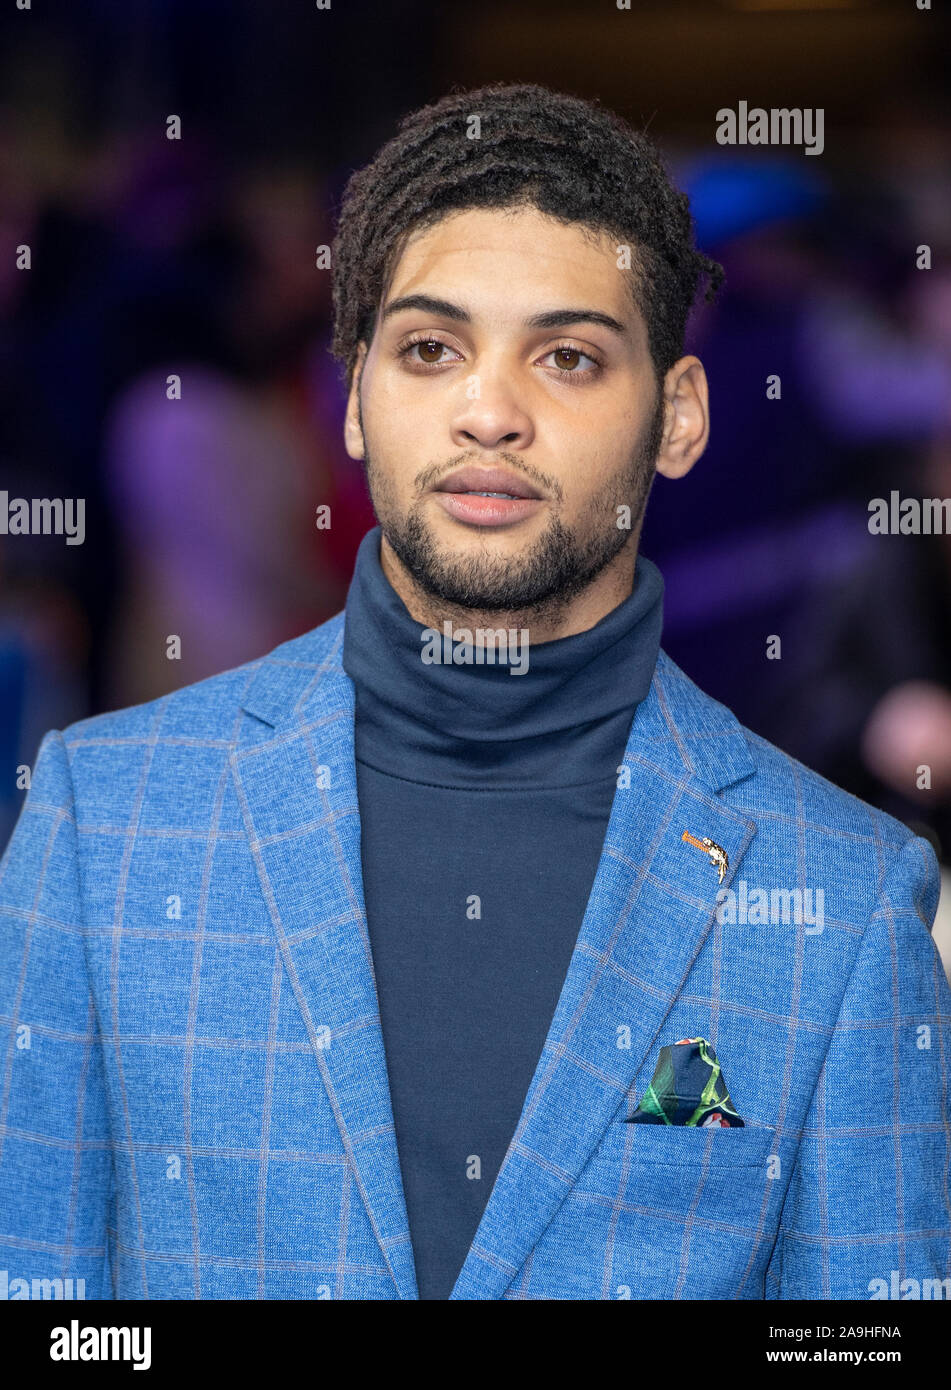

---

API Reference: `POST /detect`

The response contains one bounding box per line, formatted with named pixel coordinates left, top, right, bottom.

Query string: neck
left=378, top=531, right=642, bottom=643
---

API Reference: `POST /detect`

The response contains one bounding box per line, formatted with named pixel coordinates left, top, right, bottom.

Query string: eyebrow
left=380, top=293, right=628, bottom=337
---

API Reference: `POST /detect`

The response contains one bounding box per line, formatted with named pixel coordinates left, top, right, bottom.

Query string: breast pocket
left=562, top=1120, right=781, bottom=1299
left=625, top=1120, right=777, bottom=1168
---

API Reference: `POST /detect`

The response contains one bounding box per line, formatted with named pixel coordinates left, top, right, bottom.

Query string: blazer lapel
left=449, top=651, right=758, bottom=1300
left=232, top=616, right=418, bottom=1301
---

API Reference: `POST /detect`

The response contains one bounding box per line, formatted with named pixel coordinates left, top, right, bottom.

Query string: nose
left=449, top=370, right=535, bottom=453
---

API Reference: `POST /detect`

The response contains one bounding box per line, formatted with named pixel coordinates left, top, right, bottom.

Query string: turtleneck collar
left=341, top=525, right=664, bottom=790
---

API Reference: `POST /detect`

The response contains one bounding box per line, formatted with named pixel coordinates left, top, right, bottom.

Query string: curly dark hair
left=329, top=81, right=724, bottom=392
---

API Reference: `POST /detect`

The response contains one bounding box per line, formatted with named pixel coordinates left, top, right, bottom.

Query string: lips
left=433, top=465, right=543, bottom=500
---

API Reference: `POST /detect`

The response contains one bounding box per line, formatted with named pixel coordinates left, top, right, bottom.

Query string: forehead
left=383, top=205, right=634, bottom=324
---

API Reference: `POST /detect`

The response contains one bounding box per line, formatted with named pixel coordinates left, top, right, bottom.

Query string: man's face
left=344, top=205, right=704, bottom=626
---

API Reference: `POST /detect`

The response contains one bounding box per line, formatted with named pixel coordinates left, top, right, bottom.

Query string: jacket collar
left=234, top=611, right=758, bottom=1299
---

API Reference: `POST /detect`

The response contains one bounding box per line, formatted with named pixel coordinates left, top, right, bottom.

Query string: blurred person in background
left=98, top=151, right=375, bottom=707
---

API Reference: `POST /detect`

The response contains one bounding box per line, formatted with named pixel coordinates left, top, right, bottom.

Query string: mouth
left=433, top=466, right=543, bottom=500
left=431, top=465, right=545, bottom=528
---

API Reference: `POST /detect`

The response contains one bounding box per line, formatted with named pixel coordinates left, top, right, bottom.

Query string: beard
left=359, top=388, right=664, bottom=624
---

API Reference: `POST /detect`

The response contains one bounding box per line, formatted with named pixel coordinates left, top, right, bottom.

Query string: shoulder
left=61, top=612, right=346, bottom=751
left=653, top=648, right=931, bottom=886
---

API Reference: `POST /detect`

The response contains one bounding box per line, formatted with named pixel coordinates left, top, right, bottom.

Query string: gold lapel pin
left=682, top=830, right=729, bottom=884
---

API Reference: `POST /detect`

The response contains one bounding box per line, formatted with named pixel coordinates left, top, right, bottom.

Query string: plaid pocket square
left=626, top=1036, right=745, bottom=1127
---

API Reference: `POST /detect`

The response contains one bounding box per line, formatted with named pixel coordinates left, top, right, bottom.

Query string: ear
left=344, top=342, right=368, bottom=461
left=654, top=356, right=709, bottom=481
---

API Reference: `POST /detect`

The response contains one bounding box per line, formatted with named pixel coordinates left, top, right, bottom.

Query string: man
left=1, top=83, right=948, bottom=1302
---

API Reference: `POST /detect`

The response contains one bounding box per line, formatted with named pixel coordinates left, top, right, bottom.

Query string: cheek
left=361, top=389, right=435, bottom=493
left=550, top=395, right=639, bottom=454
left=566, top=433, right=630, bottom=487
left=365, top=366, right=433, bottom=434
left=564, top=442, right=643, bottom=520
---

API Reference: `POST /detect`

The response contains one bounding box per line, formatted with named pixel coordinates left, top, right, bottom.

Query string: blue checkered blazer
left=1, top=612, right=949, bottom=1300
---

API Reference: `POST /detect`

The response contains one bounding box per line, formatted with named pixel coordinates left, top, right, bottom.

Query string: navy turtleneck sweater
left=341, top=526, right=664, bottom=1299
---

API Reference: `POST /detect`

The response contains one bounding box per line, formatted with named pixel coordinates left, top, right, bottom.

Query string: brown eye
left=554, top=347, right=581, bottom=370
left=541, top=344, right=601, bottom=379
left=416, top=340, right=445, bottom=362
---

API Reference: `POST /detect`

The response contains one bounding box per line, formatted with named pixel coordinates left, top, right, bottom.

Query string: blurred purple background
left=1, top=0, right=950, bottom=927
